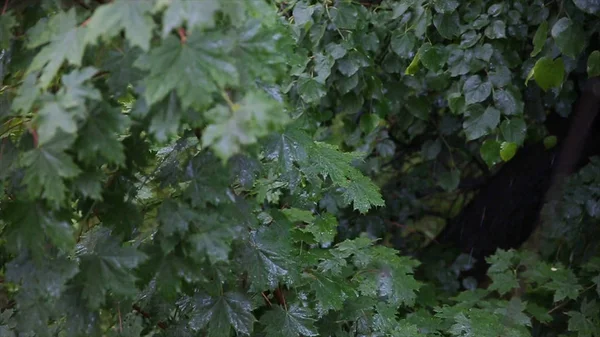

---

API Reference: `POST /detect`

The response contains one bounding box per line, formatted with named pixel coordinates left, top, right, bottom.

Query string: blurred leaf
left=531, top=21, right=548, bottom=57
left=588, top=51, right=600, bottom=78
left=551, top=18, right=586, bottom=59
left=85, top=0, right=155, bottom=51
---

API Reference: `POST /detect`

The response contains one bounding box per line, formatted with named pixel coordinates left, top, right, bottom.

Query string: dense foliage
left=0, top=0, right=600, bottom=336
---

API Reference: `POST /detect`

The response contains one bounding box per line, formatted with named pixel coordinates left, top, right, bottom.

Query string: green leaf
left=297, top=76, right=326, bottom=103
left=573, top=0, right=600, bottom=15
left=566, top=299, right=600, bottom=337
left=331, top=3, right=360, bottom=30
left=587, top=50, right=600, bottom=78
left=493, top=85, right=524, bottom=115
left=500, top=142, right=518, bottom=162
left=76, top=103, right=129, bottom=165
left=282, top=208, right=314, bottom=223
left=500, top=118, right=527, bottom=146
left=260, top=305, right=318, bottom=337
left=11, top=73, right=40, bottom=114
left=307, top=272, right=353, bottom=315
left=531, top=21, right=548, bottom=57
left=544, top=135, right=558, bottom=149
left=551, top=17, right=586, bottom=59
left=159, top=0, right=220, bottom=38
left=240, top=223, right=291, bottom=291
left=391, top=31, right=416, bottom=58
left=480, top=139, right=502, bottom=167
left=102, top=45, right=144, bottom=97
left=484, top=20, right=506, bottom=39
left=60, top=67, right=102, bottom=107
left=449, top=311, right=505, bottom=337
left=76, top=228, right=147, bottom=309
left=419, top=44, right=447, bottom=73
left=202, top=91, right=288, bottom=162
left=487, top=3, right=504, bottom=16
left=544, top=266, right=582, bottom=302
left=303, top=213, right=338, bottom=244
left=433, top=12, right=461, bottom=39
left=405, top=50, right=421, bottom=75
left=526, top=303, right=552, bottom=324
left=5, top=253, right=78, bottom=334
left=432, top=0, right=459, bottom=13
left=189, top=292, right=255, bottom=337
left=1, top=202, right=75, bottom=255
left=293, top=1, right=314, bottom=26
left=85, top=0, right=155, bottom=51
left=302, top=142, right=384, bottom=213
left=314, top=52, right=335, bottom=84
left=21, top=134, right=81, bottom=205
left=35, top=98, right=78, bottom=145
left=438, top=169, right=461, bottom=192
left=26, top=9, right=86, bottom=88
left=136, top=33, right=238, bottom=109
left=489, top=66, right=512, bottom=88
left=157, top=199, right=198, bottom=236
left=0, top=11, right=16, bottom=49
left=527, top=56, right=565, bottom=91
left=463, top=105, right=500, bottom=141
left=463, top=75, right=492, bottom=104
left=460, top=30, right=481, bottom=48
left=337, top=51, right=368, bottom=77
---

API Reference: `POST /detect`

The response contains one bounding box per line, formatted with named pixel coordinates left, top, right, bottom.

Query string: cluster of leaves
left=0, top=0, right=599, bottom=337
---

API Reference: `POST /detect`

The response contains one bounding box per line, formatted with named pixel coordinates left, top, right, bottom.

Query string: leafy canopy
left=0, top=0, right=599, bottom=336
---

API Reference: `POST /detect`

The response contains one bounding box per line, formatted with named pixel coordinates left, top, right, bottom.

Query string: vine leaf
left=463, top=75, right=492, bottom=104
left=531, top=21, right=548, bottom=57
left=588, top=50, right=600, bottom=78
left=527, top=56, right=565, bottom=91
left=500, top=118, right=527, bottom=146
left=463, top=105, right=500, bottom=141
left=551, top=17, right=586, bottom=59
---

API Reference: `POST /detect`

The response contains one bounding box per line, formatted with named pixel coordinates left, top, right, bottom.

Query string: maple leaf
left=75, top=228, right=147, bottom=309
left=85, top=0, right=155, bottom=51
left=135, top=32, right=238, bottom=109
left=189, top=292, right=255, bottom=337
left=75, top=102, right=129, bottom=166
left=1, top=201, right=75, bottom=255
left=26, top=9, right=86, bottom=88
left=21, top=133, right=81, bottom=205
left=260, top=305, right=318, bottom=337
left=238, top=218, right=292, bottom=292
left=301, top=141, right=385, bottom=213
left=159, top=0, right=221, bottom=38
left=202, top=91, right=289, bottom=161
left=5, top=253, right=78, bottom=334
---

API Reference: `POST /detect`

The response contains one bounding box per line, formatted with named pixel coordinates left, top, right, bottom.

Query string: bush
left=0, top=0, right=599, bottom=336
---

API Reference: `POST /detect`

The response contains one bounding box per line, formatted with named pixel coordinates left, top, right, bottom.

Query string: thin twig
left=118, top=304, right=123, bottom=332
left=1, top=0, right=9, bottom=15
